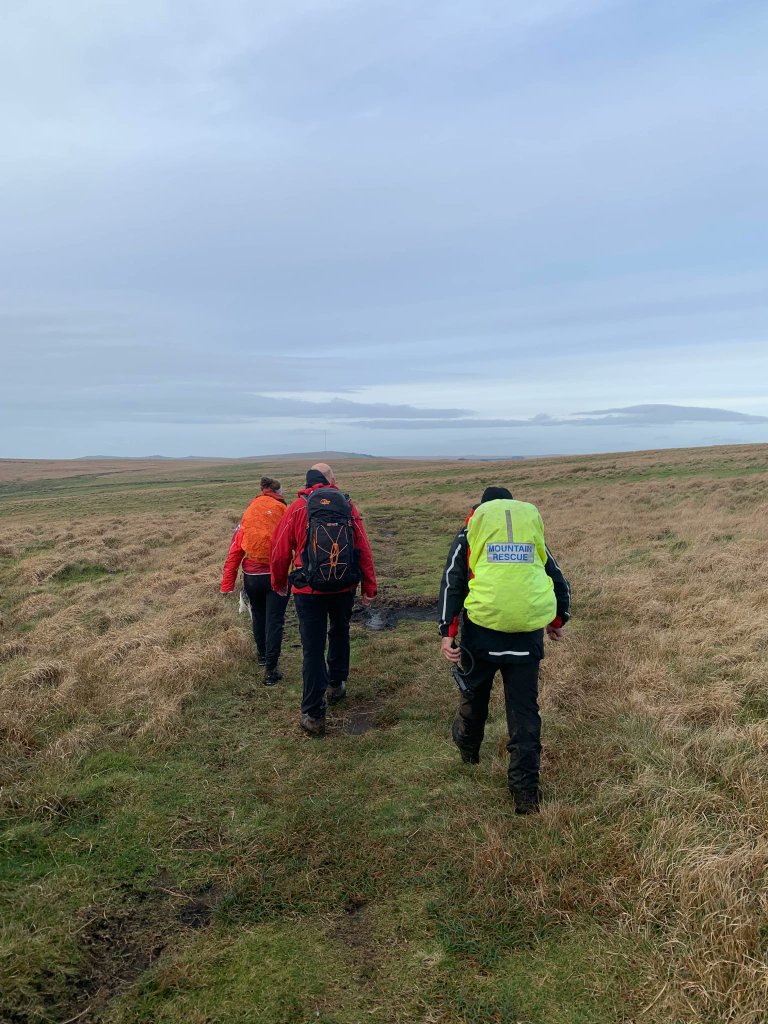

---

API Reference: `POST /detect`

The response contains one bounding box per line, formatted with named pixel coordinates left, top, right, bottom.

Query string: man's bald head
left=311, top=462, right=335, bottom=485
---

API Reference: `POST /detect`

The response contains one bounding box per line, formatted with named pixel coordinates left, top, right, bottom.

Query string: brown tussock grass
left=0, top=639, right=28, bottom=662
left=11, top=661, right=68, bottom=690
left=40, top=723, right=105, bottom=764
left=531, top=473, right=768, bottom=1022
left=0, top=505, right=251, bottom=758
left=12, top=592, right=62, bottom=623
left=1, top=448, right=767, bottom=1020
left=635, top=828, right=768, bottom=1022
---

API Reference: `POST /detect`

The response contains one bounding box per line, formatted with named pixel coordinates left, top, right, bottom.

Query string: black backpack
left=294, top=488, right=362, bottom=592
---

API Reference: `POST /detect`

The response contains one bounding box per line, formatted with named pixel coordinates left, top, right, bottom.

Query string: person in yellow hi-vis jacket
left=438, top=486, right=571, bottom=814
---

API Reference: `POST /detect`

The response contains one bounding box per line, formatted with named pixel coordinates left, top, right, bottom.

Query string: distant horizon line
left=1, top=441, right=767, bottom=464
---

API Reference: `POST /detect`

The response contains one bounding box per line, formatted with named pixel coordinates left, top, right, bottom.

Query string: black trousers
left=453, top=651, right=542, bottom=796
left=293, top=592, right=355, bottom=719
left=242, top=573, right=289, bottom=670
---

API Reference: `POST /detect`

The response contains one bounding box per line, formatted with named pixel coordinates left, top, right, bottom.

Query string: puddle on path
left=344, top=710, right=379, bottom=734
left=354, top=603, right=438, bottom=631
left=329, top=699, right=387, bottom=736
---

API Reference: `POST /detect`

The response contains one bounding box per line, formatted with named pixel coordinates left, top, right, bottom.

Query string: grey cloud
left=353, top=419, right=533, bottom=430
left=351, top=404, right=768, bottom=430
left=2, top=2, right=768, bottom=457
left=249, top=396, right=468, bottom=419
left=130, top=396, right=469, bottom=423
left=0, top=377, right=466, bottom=426
left=573, top=405, right=768, bottom=425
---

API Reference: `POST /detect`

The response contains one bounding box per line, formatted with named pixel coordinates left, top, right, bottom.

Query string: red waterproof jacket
left=220, top=489, right=287, bottom=592
left=270, top=484, right=377, bottom=598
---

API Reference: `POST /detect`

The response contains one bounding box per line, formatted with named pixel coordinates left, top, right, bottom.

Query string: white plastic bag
left=238, top=588, right=252, bottom=620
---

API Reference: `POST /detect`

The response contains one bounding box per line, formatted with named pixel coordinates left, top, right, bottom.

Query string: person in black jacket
left=438, top=486, right=571, bottom=814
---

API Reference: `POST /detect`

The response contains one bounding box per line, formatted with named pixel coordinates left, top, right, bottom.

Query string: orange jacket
left=220, top=490, right=287, bottom=592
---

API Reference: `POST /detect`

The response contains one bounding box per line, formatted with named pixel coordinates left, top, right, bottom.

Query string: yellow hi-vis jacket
left=464, top=499, right=556, bottom=633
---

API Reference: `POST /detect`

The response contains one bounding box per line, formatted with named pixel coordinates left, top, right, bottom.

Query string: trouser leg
left=326, top=592, right=355, bottom=684
left=452, top=654, right=496, bottom=756
left=264, top=590, right=290, bottom=670
left=500, top=660, right=542, bottom=796
left=294, top=595, right=329, bottom=718
left=243, top=573, right=268, bottom=658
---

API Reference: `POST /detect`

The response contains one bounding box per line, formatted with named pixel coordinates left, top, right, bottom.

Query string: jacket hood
left=297, top=482, right=338, bottom=499
left=260, top=489, right=287, bottom=505
left=305, top=468, right=330, bottom=487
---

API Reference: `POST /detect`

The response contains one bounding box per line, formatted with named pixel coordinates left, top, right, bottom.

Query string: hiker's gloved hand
left=546, top=624, right=564, bottom=640
left=441, top=637, right=462, bottom=663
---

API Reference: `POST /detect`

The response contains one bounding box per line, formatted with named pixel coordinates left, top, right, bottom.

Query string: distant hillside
left=233, top=451, right=380, bottom=461
left=75, top=451, right=379, bottom=462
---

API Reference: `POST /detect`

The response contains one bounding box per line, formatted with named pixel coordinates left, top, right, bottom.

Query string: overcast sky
left=2, top=0, right=767, bottom=458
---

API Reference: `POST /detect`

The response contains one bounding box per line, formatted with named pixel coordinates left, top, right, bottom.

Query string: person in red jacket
left=271, top=463, right=377, bottom=735
left=221, top=476, right=289, bottom=686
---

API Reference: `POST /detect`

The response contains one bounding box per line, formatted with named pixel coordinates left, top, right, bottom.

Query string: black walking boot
left=512, top=788, right=541, bottom=815
left=451, top=719, right=480, bottom=765
left=264, top=668, right=283, bottom=687
left=327, top=681, right=347, bottom=705
left=300, top=713, right=326, bottom=736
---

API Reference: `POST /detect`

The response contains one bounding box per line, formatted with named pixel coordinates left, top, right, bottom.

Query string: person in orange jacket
left=221, top=475, right=289, bottom=686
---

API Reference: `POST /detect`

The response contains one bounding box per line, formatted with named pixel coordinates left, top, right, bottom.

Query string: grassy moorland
left=1, top=445, right=767, bottom=1024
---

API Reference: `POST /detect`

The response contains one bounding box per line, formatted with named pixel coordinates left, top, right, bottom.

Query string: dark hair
left=260, top=476, right=281, bottom=492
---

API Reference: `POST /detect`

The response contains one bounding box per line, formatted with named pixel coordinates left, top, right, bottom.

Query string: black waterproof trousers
left=452, top=618, right=543, bottom=797
left=242, top=572, right=289, bottom=670
left=294, top=592, right=355, bottom=719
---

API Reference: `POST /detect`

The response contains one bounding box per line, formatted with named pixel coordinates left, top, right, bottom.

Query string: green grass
left=2, top=448, right=768, bottom=1023
left=1, top=614, right=643, bottom=1023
